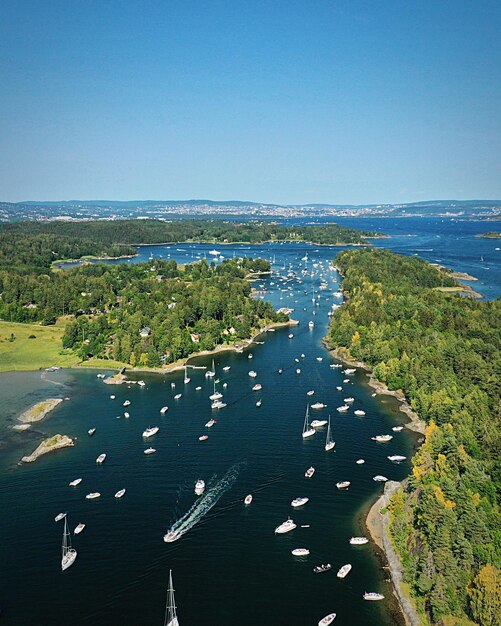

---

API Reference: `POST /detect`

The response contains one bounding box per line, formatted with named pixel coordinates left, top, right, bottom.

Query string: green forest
left=0, top=255, right=285, bottom=365
left=0, top=218, right=377, bottom=272
left=329, top=249, right=500, bottom=626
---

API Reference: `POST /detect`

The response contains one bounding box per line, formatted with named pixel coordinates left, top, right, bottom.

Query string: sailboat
left=325, top=416, right=335, bottom=451
left=209, top=379, right=223, bottom=401
left=61, top=516, right=77, bottom=571
left=183, top=366, right=190, bottom=384
left=302, top=405, right=316, bottom=439
left=164, top=570, right=180, bottom=626
left=205, top=359, right=215, bottom=378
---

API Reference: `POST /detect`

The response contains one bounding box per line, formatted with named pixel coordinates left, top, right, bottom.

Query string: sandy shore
left=21, top=434, right=74, bottom=463
left=366, top=481, right=423, bottom=626
left=17, top=398, right=64, bottom=425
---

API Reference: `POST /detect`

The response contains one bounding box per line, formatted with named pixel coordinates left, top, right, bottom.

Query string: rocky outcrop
left=21, top=434, right=74, bottom=463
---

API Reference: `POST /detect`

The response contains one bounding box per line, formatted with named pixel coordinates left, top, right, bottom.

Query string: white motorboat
left=373, top=475, right=388, bottom=482
left=288, top=333, right=294, bottom=339
left=124, top=412, right=130, bottom=418
left=114, top=488, right=126, bottom=498
left=343, top=378, right=349, bottom=383
left=311, top=402, right=326, bottom=409
left=336, top=405, right=349, bottom=412
left=354, top=410, right=366, bottom=416
left=195, top=386, right=202, bottom=391
left=195, top=479, right=205, bottom=495
left=138, top=380, right=146, bottom=387
left=248, top=370, right=257, bottom=378
left=336, top=481, right=350, bottom=489
left=337, top=564, right=352, bottom=578
left=174, top=393, right=182, bottom=400
left=292, top=548, right=310, bottom=556
left=54, top=512, right=66, bottom=522
left=372, top=434, right=393, bottom=443
left=350, top=537, right=369, bottom=545
left=336, top=386, right=342, bottom=391
left=223, top=366, right=231, bottom=371
left=325, top=416, right=335, bottom=451
left=302, top=406, right=316, bottom=439
left=343, top=397, right=354, bottom=403
left=311, top=419, right=328, bottom=428
left=330, top=364, right=342, bottom=368
left=199, top=435, right=209, bottom=441
left=61, top=517, right=77, bottom=571
left=248, top=354, right=253, bottom=359
left=291, top=497, right=309, bottom=507
left=388, top=455, right=406, bottom=462
left=160, top=406, right=169, bottom=414
left=392, top=426, right=404, bottom=432
left=296, top=368, right=301, bottom=374
left=307, top=390, right=315, bottom=396
left=343, top=368, right=356, bottom=374
left=86, top=492, right=101, bottom=499
left=144, top=447, right=156, bottom=454
left=275, top=518, right=296, bottom=534
left=244, top=494, right=253, bottom=505
left=74, top=522, right=85, bottom=535
left=363, top=592, right=384, bottom=601
left=205, top=419, right=216, bottom=428
left=171, top=382, right=176, bottom=389
left=164, top=569, right=180, bottom=626
left=69, top=478, right=82, bottom=487
left=211, top=400, right=226, bottom=409
left=96, top=453, right=106, bottom=464
left=252, top=383, right=262, bottom=391
left=123, top=400, right=131, bottom=407
left=88, top=428, right=96, bottom=436
left=256, top=400, right=262, bottom=407
left=308, top=321, right=315, bottom=328
left=305, top=466, right=315, bottom=478
left=316, top=357, right=323, bottom=362
left=356, top=459, right=365, bottom=464
left=318, top=614, right=336, bottom=625
left=313, top=563, right=332, bottom=574
left=143, top=426, right=159, bottom=438
left=110, top=395, right=115, bottom=399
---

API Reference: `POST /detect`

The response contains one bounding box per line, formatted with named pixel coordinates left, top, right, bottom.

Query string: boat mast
left=62, top=517, right=70, bottom=559
left=303, top=405, right=309, bottom=433
left=164, top=569, right=179, bottom=626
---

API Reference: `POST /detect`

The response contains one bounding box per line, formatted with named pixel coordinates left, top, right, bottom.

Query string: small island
left=21, top=434, right=74, bottom=463
left=475, top=231, right=501, bottom=238
left=16, top=398, right=63, bottom=427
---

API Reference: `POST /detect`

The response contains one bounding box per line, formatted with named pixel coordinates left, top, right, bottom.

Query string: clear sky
left=1, top=0, right=500, bottom=204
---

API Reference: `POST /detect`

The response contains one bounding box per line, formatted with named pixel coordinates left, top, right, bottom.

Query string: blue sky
left=1, top=0, right=500, bottom=204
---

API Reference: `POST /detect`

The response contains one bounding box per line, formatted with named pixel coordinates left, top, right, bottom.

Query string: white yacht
left=336, top=386, right=342, bottom=391
left=392, top=426, right=404, bottom=432
left=307, top=390, right=315, bottom=396
left=198, top=435, right=209, bottom=441
left=302, top=406, right=316, bottom=439
left=354, top=410, right=366, bottom=416
left=96, top=453, right=106, bottom=464
left=244, top=494, right=253, bottom=505
left=123, top=400, right=131, bottom=407
left=194, top=480, right=205, bottom=496
left=318, top=614, right=336, bottom=625
left=160, top=406, right=169, bottom=414
left=164, top=569, right=180, bottom=626
left=325, top=416, right=335, bottom=451
left=110, top=395, right=115, bottom=399
left=144, top=447, right=156, bottom=455
left=248, top=370, right=257, bottom=378
left=363, top=592, right=384, bottom=601
left=88, top=428, right=96, bottom=436
left=205, top=419, right=216, bottom=428
left=350, top=537, right=369, bottom=545
left=336, top=481, right=350, bottom=489
left=114, top=488, right=126, bottom=498
left=343, top=368, right=356, bottom=374
left=74, top=523, right=85, bottom=535
left=371, top=434, right=393, bottom=443
left=138, top=380, right=146, bottom=387
left=356, top=459, right=365, bottom=464
left=292, top=548, right=310, bottom=556
left=211, top=400, right=226, bottom=409
left=288, top=333, right=294, bottom=339
left=296, top=368, right=301, bottom=374
left=69, top=478, right=82, bottom=487
left=142, top=426, right=159, bottom=438
left=337, top=564, right=352, bottom=578
left=252, top=383, right=262, bottom=391
left=336, top=405, right=349, bottom=412
left=311, top=402, right=326, bottom=409
left=171, top=382, right=176, bottom=388
left=308, top=320, right=314, bottom=328
left=61, top=517, right=77, bottom=571
left=373, top=475, right=388, bottom=482
left=291, top=497, right=309, bottom=507
left=54, top=512, right=66, bottom=522
left=343, top=397, right=354, bottom=403
left=86, top=492, right=101, bottom=499
left=223, top=366, right=231, bottom=371
left=274, top=518, right=296, bottom=534
left=256, top=400, right=262, bottom=407
left=124, top=412, right=130, bottom=418
left=205, top=359, right=216, bottom=378
left=304, top=466, right=315, bottom=478
left=195, top=386, right=202, bottom=391
left=311, top=419, right=328, bottom=428
left=388, top=455, right=406, bottom=462
left=174, top=393, right=182, bottom=400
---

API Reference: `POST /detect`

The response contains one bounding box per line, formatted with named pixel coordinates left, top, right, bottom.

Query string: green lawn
left=0, top=321, right=79, bottom=371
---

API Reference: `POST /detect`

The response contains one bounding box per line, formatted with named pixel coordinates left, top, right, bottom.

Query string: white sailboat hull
left=166, top=619, right=179, bottom=626
left=61, top=548, right=77, bottom=571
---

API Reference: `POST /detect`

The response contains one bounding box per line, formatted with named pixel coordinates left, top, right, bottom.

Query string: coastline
left=21, top=434, right=74, bottom=463
left=365, top=481, right=422, bottom=626
left=16, top=398, right=64, bottom=427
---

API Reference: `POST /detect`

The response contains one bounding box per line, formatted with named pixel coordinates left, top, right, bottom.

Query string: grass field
left=0, top=321, right=79, bottom=371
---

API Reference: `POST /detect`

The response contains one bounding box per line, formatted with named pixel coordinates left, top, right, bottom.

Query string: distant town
left=0, top=198, right=500, bottom=222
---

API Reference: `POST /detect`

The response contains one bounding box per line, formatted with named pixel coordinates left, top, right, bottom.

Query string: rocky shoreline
left=16, top=398, right=64, bottom=427
left=21, top=434, right=74, bottom=463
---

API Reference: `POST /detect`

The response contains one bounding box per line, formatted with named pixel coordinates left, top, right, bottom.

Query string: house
left=139, top=327, right=151, bottom=338
left=190, top=333, right=200, bottom=343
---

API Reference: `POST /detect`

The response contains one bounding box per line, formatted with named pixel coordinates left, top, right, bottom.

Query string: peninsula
left=327, top=248, right=500, bottom=625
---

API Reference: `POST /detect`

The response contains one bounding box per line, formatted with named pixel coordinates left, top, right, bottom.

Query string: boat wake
left=164, top=464, right=240, bottom=542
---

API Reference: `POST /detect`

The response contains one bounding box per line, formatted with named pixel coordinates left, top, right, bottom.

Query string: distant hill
left=0, top=198, right=500, bottom=222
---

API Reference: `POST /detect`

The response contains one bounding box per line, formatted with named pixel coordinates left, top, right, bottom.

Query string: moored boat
left=292, top=548, right=310, bottom=556
left=74, top=522, right=85, bottom=535
left=388, top=455, right=406, bottom=462
left=302, top=405, right=316, bottom=439
left=86, top=492, right=101, bottom=499
left=114, top=488, right=126, bottom=498
left=363, top=592, right=384, bottom=601
left=199, top=435, right=209, bottom=441
left=244, top=494, right=253, bottom=505
left=160, top=406, right=169, bottom=414
left=61, top=517, right=77, bottom=571
left=144, top=447, right=156, bottom=454
left=69, top=478, right=82, bottom=487
left=313, top=563, right=331, bottom=574
left=291, top=497, right=309, bottom=507
left=354, top=410, right=366, bottom=416
left=142, top=426, right=159, bottom=438
left=318, top=613, right=336, bottom=625
left=88, top=428, right=96, bottom=436
left=96, top=453, right=106, bottom=464
left=305, top=466, right=315, bottom=478
left=311, top=402, right=326, bottom=409
left=336, top=481, right=350, bottom=489
left=371, top=434, right=393, bottom=443
left=275, top=518, right=296, bottom=534
left=336, top=563, right=352, bottom=578
left=325, top=416, right=335, bottom=451
left=54, top=512, right=66, bottom=522
left=311, top=419, right=327, bottom=428
left=350, top=536, right=368, bottom=545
